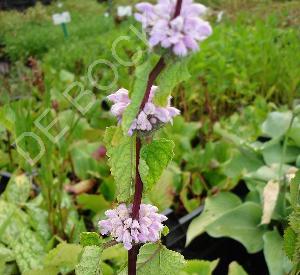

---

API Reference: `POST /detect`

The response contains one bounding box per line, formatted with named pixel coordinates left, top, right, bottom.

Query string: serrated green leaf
left=104, top=126, right=134, bottom=202
left=180, top=259, right=219, bottom=275
left=263, top=230, right=292, bottom=275
left=137, top=243, right=185, bottom=275
left=290, top=171, right=300, bottom=208
left=45, top=243, right=82, bottom=272
left=3, top=174, right=31, bottom=205
left=75, top=246, right=102, bottom=275
left=186, top=192, right=241, bottom=246
left=154, top=58, right=191, bottom=106
left=80, top=232, right=102, bottom=247
left=139, top=139, right=174, bottom=191
left=122, top=56, right=159, bottom=133
left=228, top=261, right=248, bottom=275
left=284, top=227, right=297, bottom=261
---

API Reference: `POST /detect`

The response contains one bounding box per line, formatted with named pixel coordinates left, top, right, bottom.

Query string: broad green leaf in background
left=179, top=259, right=219, bottom=275
left=228, top=262, right=248, bottom=275
left=186, top=192, right=241, bottom=246
left=71, top=141, right=108, bottom=179
left=24, top=266, right=58, bottom=275
left=261, top=111, right=292, bottom=138
left=122, top=56, right=159, bottom=133
left=25, top=203, right=52, bottom=242
left=75, top=245, right=102, bottom=275
left=262, top=142, right=300, bottom=165
left=263, top=230, right=292, bottom=275
left=206, top=202, right=265, bottom=253
left=3, top=174, right=31, bottom=205
left=139, top=138, right=174, bottom=191
left=12, top=228, right=46, bottom=273
left=104, top=126, right=133, bottom=202
left=80, top=232, right=103, bottom=247
left=44, top=243, right=82, bottom=273
left=154, top=57, right=191, bottom=106
left=147, top=166, right=177, bottom=211
left=77, top=194, right=110, bottom=214
left=137, top=243, right=185, bottom=275
left=180, top=172, right=200, bottom=213
left=0, top=200, right=29, bottom=245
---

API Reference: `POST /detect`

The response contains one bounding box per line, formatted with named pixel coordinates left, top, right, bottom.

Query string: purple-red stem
left=128, top=1, right=183, bottom=274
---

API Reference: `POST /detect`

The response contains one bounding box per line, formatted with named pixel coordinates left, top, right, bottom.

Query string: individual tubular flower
left=107, top=88, right=131, bottom=122
left=135, top=0, right=212, bottom=56
left=107, top=86, right=180, bottom=136
left=98, top=203, right=168, bottom=250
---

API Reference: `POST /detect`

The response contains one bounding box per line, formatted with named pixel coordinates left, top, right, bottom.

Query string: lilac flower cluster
left=98, top=204, right=167, bottom=250
left=107, top=86, right=180, bottom=136
left=134, top=0, right=212, bottom=56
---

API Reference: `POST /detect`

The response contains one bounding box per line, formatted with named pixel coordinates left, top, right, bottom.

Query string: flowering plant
left=79, top=0, right=212, bottom=274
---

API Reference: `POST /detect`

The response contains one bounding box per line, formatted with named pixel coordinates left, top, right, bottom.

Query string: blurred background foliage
left=0, top=0, right=299, bottom=274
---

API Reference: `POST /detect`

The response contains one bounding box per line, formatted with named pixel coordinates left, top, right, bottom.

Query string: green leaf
left=80, top=232, right=102, bottom=247
left=71, top=141, right=108, bottom=180
left=3, top=174, right=31, bottom=205
left=139, top=139, right=174, bottom=191
left=77, top=194, right=110, bottom=213
left=137, top=243, right=185, bottom=275
left=104, top=126, right=134, bottom=202
left=75, top=246, right=102, bottom=275
left=290, top=170, right=300, bottom=208
left=206, top=202, right=265, bottom=253
left=228, top=262, right=248, bottom=275
left=12, top=228, right=46, bottom=273
left=154, top=58, right=191, bottom=106
left=147, top=167, right=176, bottom=211
left=284, top=227, right=296, bottom=261
left=261, top=111, right=292, bottom=138
left=180, top=259, right=219, bottom=275
left=262, top=142, right=300, bottom=165
left=0, top=200, right=29, bottom=245
left=24, top=266, right=58, bottom=275
left=186, top=192, right=241, bottom=246
left=180, top=172, right=200, bottom=213
left=0, top=245, right=14, bottom=263
left=122, top=56, right=159, bottom=133
left=0, top=104, right=15, bottom=133
left=263, top=230, right=292, bottom=275
left=45, top=243, right=82, bottom=272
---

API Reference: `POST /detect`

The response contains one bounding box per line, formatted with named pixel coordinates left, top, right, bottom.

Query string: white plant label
left=52, top=11, right=71, bottom=25
left=117, top=6, right=132, bottom=18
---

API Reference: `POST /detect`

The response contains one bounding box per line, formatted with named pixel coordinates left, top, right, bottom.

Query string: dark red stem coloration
left=173, top=0, right=183, bottom=18
left=128, top=1, right=183, bottom=274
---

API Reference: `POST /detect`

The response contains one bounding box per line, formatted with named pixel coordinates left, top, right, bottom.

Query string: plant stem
left=280, top=114, right=295, bottom=217
left=128, top=1, right=183, bottom=274
left=173, top=0, right=183, bottom=18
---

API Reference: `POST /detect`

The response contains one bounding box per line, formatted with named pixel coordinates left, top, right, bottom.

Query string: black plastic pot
left=0, top=171, right=11, bottom=194
left=162, top=207, right=268, bottom=275
left=0, top=0, right=52, bottom=11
